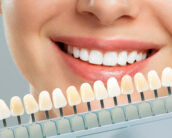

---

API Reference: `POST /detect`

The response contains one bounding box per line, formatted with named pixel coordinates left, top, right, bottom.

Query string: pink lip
left=51, top=37, right=161, bottom=82
left=52, top=36, right=162, bottom=51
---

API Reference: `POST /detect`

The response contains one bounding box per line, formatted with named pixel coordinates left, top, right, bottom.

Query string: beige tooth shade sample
left=93, top=80, right=108, bottom=100
left=134, top=73, right=149, bottom=92
left=121, top=75, right=134, bottom=94
left=148, top=70, right=161, bottom=90
left=107, top=77, right=121, bottom=97
left=52, top=88, right=67, bottom=109
left=66, top=86, right=81, bottom=106
left=10, top=96, right=24, bottom=116
left=0, top=99, right=11, bottom=120
left=80, top=83, right=95, bottom=102
left=161, top=67, right=172, bottom=87
left=39, top=91, right=52, bottom=111
left=23, top=94, right=39, bottom=114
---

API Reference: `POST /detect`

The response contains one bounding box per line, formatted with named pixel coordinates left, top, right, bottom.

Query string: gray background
left=0, top=15, right=29, bottom=127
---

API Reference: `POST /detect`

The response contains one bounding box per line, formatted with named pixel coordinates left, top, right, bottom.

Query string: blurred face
left=1, top=0, right=172, bottom=117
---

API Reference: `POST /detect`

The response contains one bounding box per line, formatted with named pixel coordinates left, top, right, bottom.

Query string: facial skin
left=1, top=0, right=172, bottom=120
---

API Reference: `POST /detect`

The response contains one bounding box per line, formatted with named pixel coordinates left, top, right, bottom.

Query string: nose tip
left=77, top=0, right=139, bottom=25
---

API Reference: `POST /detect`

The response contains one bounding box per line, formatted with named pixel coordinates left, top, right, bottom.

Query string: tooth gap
left=57, top=42, right=67, bottom=53
left=147, top=49, right=154, bottom=57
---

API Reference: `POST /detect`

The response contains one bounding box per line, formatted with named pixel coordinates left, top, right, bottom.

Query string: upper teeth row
left=67, top=46, right=147, bottom=66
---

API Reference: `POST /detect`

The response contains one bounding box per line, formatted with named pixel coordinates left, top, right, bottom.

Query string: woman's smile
left=52, top=36, right=162, bottom=82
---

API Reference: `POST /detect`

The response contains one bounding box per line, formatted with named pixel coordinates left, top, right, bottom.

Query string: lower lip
left=55, top=44, right=152, bottom=82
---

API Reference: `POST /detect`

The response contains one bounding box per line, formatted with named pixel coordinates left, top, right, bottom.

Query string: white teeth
left=142, top=53, right=147, bottom=60
left=89, top=50, right=103, bottom=65
left=118, top=51, right=127, bottom=66
left=80, top=48, right=89, bottom=61
left=136, top=53, right=143, bottom=62
left=67, top=46, right=73, bottom=55
left=67, top=46, right=148, bottom=66
left=73, top=47, right=80, bottom=58
left=103, top=52, right=117, bottom=66
left=127, top=51, right=137, bottom=64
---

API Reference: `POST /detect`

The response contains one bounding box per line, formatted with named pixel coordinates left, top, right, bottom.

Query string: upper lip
left=52, top=36, right=162, bottom=51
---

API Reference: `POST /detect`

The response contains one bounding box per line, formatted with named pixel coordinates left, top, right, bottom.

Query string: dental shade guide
left=107, top=77, right=125, bottom=123
left=148, top=70, right=166, bottom=115
left=67, top=86, right=85, bottom=131
left=23, top=94, right=43, bottom=138
left=80, top=83, right=99, bottom=129
left=1, top=67, right=172, bottom=138
left=94, top=80, right=112, bottom=126
left=0, top=100, right=14, bottom=138
left=134, top=73, right=152, bottom=118
left=121, top=75, right=139, bottom=121
left=52, top=88, right=71, bottom=134
left=39, top=91, right=57, bottom=137
left=161, top=67, right=172, bottom=112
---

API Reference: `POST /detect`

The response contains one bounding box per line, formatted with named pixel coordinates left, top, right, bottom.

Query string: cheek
left=2, top=0, right=72, bottom=33
left=147, top=0, right=172, bottom=35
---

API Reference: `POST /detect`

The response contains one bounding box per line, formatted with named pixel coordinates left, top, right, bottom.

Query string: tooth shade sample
left=52, top=88, right=67, bottom=109
left=23, top=94, right=39, bottom=114
left=148, top=70, right=161, bottom=90
left=161, top=67, right=172, bottom=87
left=80, top=83, right=95, bottom=102
left=39, top=91, right=52, bottom=111
left=66, top=86, right=81, bottom=106
left=93, top=80, right=108, bottom=100
left=134, top=73, right=149, bottom=92
left=0, top=99, right=11, bottom=120
left=107, top=77, right=121, bottom=97
left=10, top=96, right=24, bottom=116
left=121, top=75, right=134, bottom=94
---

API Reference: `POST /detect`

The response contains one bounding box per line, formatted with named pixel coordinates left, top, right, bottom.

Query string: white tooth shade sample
left=39, top=91, right=52, bottom=111
left=80, top=83, right=95, bottom=102
left=10, top=96, right=24, bottom=116
left=161, top=67, right=172, bottom=87
left=134, top=73, right=149, bottom=92
left=52, top=88, right=67, bottom=109
left=23, top=94, right=39, bottom=114
left=107, top=77, right=121, bottom=97
left=0, top=99, right=11, bottom=120
left=66, top=86, right=81, bottom=106
left=121, top=75, right=134, bottom=94
left=93, top=80, right=108, bottom=100
left=148, top=70, right=161, bottom=90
